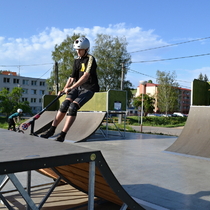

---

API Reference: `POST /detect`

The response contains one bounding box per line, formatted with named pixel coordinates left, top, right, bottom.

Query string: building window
left=31, top=89, right=37, bottom=95
left=39, top=98, right=42, bottom=103
left=31, top=80, right=37, bottom=86
left=40, top=81, right=45, bottom=86
left=22, top=98, right=28, bottom=102
left=13, top=78, right=19, bottom=84
left=3, top=78, right=10, bottom=83
left=23, top=89, right=28, bottom=94
left=31, top=98, right=36, bottom=103
left=39, top=90, right=45, bottom=95
left=22, top=80, right=29, bottom=85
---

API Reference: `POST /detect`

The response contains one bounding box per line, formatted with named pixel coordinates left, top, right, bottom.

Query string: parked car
left=173, top=112, right=187, bottom=117
left=162, top=114, right=172, bottom=117
left=147, top=113, right=161, bottom=117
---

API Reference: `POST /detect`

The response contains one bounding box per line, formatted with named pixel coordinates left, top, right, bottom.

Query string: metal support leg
left=88, top=161, right=95, bottom=210
left=0, top=175, right=14, bottom=209
left=8, top=174, right=39, bottom=210
left=120, top=203, right=128, bottom=210
left=0, top=192, right=14, bottom=210
left=38, top=176, right=61, bottom=209
left=0, top=175, right=9, bottom=190
left=27, top=171, right=31, bottom=210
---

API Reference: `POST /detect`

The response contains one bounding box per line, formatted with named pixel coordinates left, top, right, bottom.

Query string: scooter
left=21, top=92, right=65, bottom=136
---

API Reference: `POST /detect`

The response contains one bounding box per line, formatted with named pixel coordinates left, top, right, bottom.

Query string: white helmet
left=17, top=108, right=23, bottom=113
left=73, top=37, right=90, bottom=50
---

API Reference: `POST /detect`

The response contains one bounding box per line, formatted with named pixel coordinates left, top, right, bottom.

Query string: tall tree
left=156, top=70, right=180, bottom=114
left=47, top=33, right=83, bottom=92
left=198, top=73, right=204, bottom=81
left=133, top=94, right=155, bottom=116
left=0, top=87, right=31, bottom=117
left=204, top=74, right=209, bottom=82
left=92, top=34, right=132, bottom=91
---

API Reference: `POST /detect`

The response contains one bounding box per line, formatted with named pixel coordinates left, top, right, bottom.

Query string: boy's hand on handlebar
left=58, top=90, right=65, bottom=96
left=64, top=87, right=72, bottom=94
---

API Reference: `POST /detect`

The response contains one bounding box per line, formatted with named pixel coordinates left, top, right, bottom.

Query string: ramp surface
left=23, top=111, right=55, bottom=135
left=23, top=111, right=106, bottom=142
left=52, top=111, right=106, bottom=142
left=0, top=128, right=144, bottom=210
left=166, top=106, right=210, bottom=157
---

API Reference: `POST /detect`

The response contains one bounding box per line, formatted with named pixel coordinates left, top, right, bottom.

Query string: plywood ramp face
left=166, top=106, right=210, bottom=158
left=56, top=112, right=106, bottom=142
left=23, top=111, right=106, bottom=142
left=38, top=163, right=123, bottom=206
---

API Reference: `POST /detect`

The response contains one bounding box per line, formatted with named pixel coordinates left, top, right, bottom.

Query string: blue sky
left=1, top=0, right=210, bottom=89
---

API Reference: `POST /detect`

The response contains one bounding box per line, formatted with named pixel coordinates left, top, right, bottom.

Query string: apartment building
left=133, top=82, right=191, bottom=114
left=0, top=71, right=50, bottom=114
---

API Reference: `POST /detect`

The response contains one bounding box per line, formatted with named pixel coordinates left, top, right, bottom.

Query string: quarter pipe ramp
left=166, top=106, right=210, bottom=158
left=23, top=111, right=106, bottom=142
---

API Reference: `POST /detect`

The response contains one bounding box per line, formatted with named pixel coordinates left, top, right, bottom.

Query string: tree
left=0, top=87, right=32, bottom=117
left=204, top=74, right=209, bottom=82
left=197, top=73, right=209, bottom=82
left=47, top=33, right=84, bottom=92
left=156, top=70, right=180, bottom=114
left=198, top=73, right=204, bottom=81
left=92, top=34, right=132, bottom=91
left=133, top=94, right=155, bottom=116
left=123, top=81, right=134, bottom=106
left=147, top=80, right=153, bottom=83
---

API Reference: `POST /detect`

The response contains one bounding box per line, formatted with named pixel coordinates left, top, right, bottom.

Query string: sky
left=1, top=0, right=210, bottom=89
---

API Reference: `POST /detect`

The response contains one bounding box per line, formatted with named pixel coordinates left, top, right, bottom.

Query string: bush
left=127, top=116, right=187, bottom=127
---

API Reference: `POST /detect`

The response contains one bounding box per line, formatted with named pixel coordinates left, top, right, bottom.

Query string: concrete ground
left=2, top=127, right=210, bottom=210
left=132, top=125, right=183, bottom=136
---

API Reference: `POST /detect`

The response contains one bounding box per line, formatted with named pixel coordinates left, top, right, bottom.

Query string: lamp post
left=139, top=80, right=147, bottom=132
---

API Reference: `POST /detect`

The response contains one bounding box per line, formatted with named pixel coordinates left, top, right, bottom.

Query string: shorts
left=66, top=87, right=94, bottom=108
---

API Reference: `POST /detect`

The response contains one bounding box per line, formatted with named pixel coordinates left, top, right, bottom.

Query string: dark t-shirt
left=72, top=54, right=100, bottom=92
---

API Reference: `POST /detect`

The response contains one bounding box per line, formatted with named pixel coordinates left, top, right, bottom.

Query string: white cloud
left=1, top=23, right=207, bottom=84
left=191, top=67, right=210, bottom=78
left=0, top=23, right=168, bottom=78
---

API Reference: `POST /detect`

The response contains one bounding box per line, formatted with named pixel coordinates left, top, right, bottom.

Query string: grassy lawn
left=126, top=116, right=186, bottom=127
left=101, top=116, right=186, bottom=133
left=0, top=116, right=27, bottom=130
left=0, top=115, right=186, bottom=134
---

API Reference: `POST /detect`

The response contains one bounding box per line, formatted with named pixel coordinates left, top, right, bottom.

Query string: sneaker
left=55, top=134, right=65, bottom=142
left=40, top=129, right=54, bottom=138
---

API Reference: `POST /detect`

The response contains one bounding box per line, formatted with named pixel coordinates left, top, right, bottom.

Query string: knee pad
left=59, top=100, right=71, bottom=113
left=67, top=103, right=79, bottom=116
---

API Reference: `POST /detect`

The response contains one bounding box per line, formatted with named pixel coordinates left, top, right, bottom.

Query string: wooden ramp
left=38, top=159, right=144, bottom=209
left=0, top=129, right=144, bottom=210
left=23, top=111, right=106, bottom=142
left=52, top=111, right=106, bottom=142
left=166, top=106, right=210, bottom=158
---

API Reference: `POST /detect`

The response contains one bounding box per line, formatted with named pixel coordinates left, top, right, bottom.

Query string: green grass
left=100, top=124, right=137, bottom=132
left=126, top=116, right=186, bottom=127
left=0, top=116, right=27, bottom=130
left=0, top=115, right=186, bottom=134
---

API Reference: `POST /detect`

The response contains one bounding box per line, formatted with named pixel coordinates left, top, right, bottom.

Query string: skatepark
left=1, top=84, right=210, bottom=210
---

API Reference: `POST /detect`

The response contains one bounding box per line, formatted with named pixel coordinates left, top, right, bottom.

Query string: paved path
left=132, top=125, right=183, bottom=136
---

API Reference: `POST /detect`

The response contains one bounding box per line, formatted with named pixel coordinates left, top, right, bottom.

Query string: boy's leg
left=11, top=120, right=16, bottom=131
left=55, top=103, right=79, bottom=142
left=55, top=90, right=94, bottom=142
left=40, top=99, right=72, bottom=138
left=8, top=119, right=11, bottom=130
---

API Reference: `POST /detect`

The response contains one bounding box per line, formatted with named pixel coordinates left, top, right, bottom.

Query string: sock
left=60, top=131, right=66, bottom=138
left=49, top=126, right=56, bottom=132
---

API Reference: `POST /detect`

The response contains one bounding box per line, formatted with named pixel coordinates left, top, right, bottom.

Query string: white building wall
left=0, top=73, right=49, bottom=114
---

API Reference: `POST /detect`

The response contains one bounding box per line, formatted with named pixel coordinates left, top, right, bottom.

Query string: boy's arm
left=59, top=77, right=75, bottom=95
